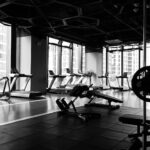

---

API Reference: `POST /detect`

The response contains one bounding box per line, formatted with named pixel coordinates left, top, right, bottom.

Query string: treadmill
left=65, top=73, right=84, bottom=89
left=98, top=72, right=110, bottom=90
left=48, top=70, right=85, bottom=93
left=47, top=70, right=72, bottom=93
left=10, top=70, right=44, bottom=99
left=108, top=74, right=123, bottom=90
left=0, top=76, right=11, bottom=102
left=116, top=72, right=131, bottom=91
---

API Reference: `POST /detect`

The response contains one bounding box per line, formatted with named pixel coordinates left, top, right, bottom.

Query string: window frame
left=48, top=37, right=86, bottom=75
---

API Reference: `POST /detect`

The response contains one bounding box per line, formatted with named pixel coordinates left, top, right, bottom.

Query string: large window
left=103, top=43, right=142, bottom=87
left=102, top=47, right=106, bottom=76
left=123, top=44, right=139, bottom=87
left=48, top=37, right=86, bottom=76
left=123, top=45, right=139, bottom=76
left=140, top=49, right=144, bottom=68
left=0, top=23, right=11, bottom=77
left=73, top=44, right=81, bottom=73
left=108, top=46, right=121, bottom=76
left=81, top=46, right=86, bottom=73
left=62, top=41, right=72, bottom=74
left=146, top=43, right=150, bottom=66
left=48, top=44, right=61, bottom=74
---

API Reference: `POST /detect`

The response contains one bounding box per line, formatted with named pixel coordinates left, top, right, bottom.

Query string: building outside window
left=0, top=23, right=11, bottom=77
left=48, top=37, right=86, bottom=87
left=48, top=37, right=85, bottom=75
left=103, top=44, right=141, bottom=87
left=73, top=43, right=82, bottom=73
left=108, top=46, right=121, bottom=76
left=102, top=47, right=106, bottom=76
left=123, top=45, right=139, bottom=87
left=146, top=43, right=150, bottom=66
left=48, top=38, right=61, bottom=87
left=48, top=44, right=61, bottom=74
left=0, top=23, right=11, bottom=92
left=81, top=46, right=86, bottom=73
left=62, top=41, right=72, bottom=74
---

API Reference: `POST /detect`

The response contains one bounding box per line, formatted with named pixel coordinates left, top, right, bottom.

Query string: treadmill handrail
left=48, top=75, right=66, bottom=78
left=10, top=73, right=32, bottom=91
left=0, top=76, right=10, bottom=100
left=10, top=73, right=32, bottom=78
left=19, top=74, right=32, bottom=78
left=72, top=73, right=82, bottom=77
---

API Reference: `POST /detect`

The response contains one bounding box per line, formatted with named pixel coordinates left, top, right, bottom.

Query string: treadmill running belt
left=11, top=91, right=43, bottom=98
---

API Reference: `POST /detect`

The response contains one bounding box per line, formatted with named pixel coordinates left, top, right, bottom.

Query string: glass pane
left=49, top=37, right=59, bottom=44
left=109, top=46, right=121, bottom=51
left=73, top=43, right=81, bottom=73
left=82, top=46, right=86, bottom=73
left=146, top=42, right=150, bottom=66
left=62, top=41, right=71, bottom=47
left=102, top=47, right=106, bottom=76
left=62, top=47, right=72, bottom=74
left=140, top=42, right=150, bottom=67
left=140, top=50, right=143, bottom=68
left=108, top=51, right=121, bottom=75
left=0, top=23, right=11, bottom=77
left=123, top=50, right=139, bottom=88
left=108, top=50, right=121, bottom=87
left=124, top=43, right=139, bottom=50
left=123, top=50, right=139, bottom=75
left=48, top=44, right=61, bottom=74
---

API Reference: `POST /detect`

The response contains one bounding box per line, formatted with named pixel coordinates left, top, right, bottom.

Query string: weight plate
left=132, top=66, right=150, bottom=102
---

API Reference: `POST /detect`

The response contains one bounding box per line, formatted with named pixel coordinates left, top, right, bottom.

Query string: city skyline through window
left=102, top=43, right=149, bottom=87
left=0, top=23, right=11, bottom=77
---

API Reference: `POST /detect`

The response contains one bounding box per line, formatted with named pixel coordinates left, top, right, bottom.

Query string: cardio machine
left=98, top=72, right=110, bottom=90
left=116, top=72, right=131, bottom=91
left=108, top=74, right=123, bottom=90
left=47, top=70, right=72, bottom=93
left=10, top=69, right=44, bottom=99
left=48, top=70, right=86, bottom=93
left=0, top=76, right=10, bottom=102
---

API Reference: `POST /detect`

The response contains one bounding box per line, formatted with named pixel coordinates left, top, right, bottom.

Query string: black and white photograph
left=0, top=0, right=149, bottom=149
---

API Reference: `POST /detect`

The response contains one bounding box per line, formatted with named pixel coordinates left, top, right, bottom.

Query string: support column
left=31, top=35, right=48, bottom=91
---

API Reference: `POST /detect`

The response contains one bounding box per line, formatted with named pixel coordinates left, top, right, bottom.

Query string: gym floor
left=0, top=90, right=148, bottom=150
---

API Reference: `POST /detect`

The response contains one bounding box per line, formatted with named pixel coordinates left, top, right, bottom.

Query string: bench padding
left=119, top=114, right=150, bottom=125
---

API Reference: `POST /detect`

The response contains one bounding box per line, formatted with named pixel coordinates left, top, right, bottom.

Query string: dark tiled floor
left=0, top=90, right=147, bottom=150
left=0, top=106, right=144, bottom=150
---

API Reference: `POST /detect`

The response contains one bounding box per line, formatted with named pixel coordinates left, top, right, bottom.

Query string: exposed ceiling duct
left=0, top=0, right=149, bottom=47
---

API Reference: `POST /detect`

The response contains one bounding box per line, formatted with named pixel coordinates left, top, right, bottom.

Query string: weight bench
left=119, top=114, right=150, bottom=138
left=56, top=84, right=101, bottom=121
left=85, top=90, right=123, bottom=110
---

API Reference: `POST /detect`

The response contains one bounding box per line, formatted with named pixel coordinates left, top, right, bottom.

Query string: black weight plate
left=132, top=66, right=150, bottom=102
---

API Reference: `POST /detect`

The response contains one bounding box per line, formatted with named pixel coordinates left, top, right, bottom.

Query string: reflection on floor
left=0, top=90, right=147, bottom=150
left=0, top=90, right=144, bottom=125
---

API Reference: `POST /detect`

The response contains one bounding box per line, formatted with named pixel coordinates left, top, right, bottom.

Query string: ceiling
left=0, top=0, right=150, bottom=47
